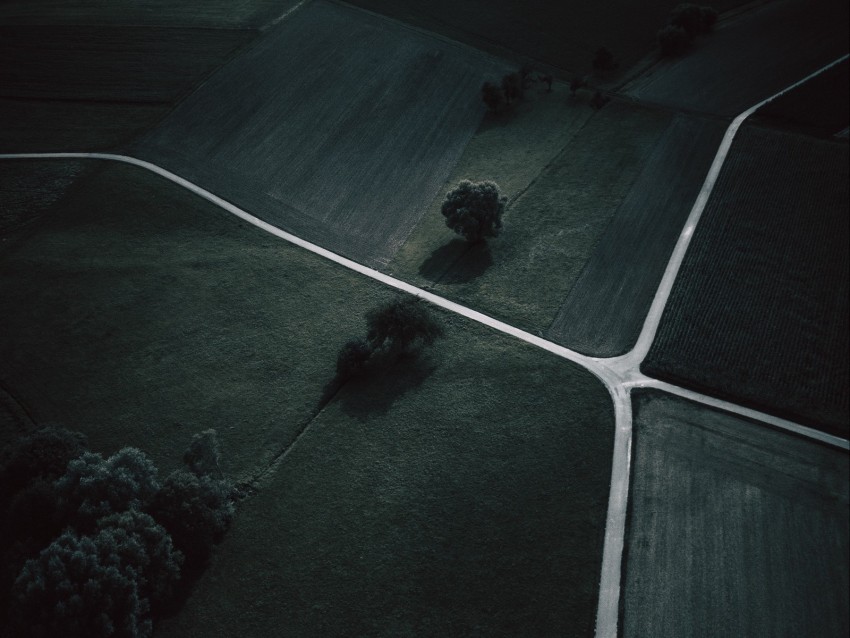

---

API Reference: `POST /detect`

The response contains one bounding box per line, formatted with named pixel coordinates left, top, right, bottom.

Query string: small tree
left=592, top=47, right=617, bottom=72
left=657, top=25, right=691, bottom=56
left=480, top=81, right=504, bottom=113
left=366, top=298, right=443, bottom=357
left=441, top=180, right=506, bottom=244
left=501, top=72, right=523, bottom=105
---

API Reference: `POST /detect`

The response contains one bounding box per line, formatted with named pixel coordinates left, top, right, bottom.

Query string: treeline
left=0, top=426, right=235, bottom=637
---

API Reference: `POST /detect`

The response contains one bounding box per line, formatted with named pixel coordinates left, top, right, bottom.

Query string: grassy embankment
left=0, top=162, right=615, bottom=635
left=623, top=390, right=849, bottom=638
left=0, top=0, right=303, bottom=151
left=389, top=100, right=672, bottom=339
left=643, top=126, right=849, bottom=436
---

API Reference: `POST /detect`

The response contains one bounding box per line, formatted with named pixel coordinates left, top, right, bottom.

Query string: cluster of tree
left=481, top=65, right=553, bottom=113
left=0, top=426, right=235, bottom=637
left=657, top=4, right=719, bottom=57
left=569, top=47, right=616, bottom=109
left=336, top=298, right=444, bottom=380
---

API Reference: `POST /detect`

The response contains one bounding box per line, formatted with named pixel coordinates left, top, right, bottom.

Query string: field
left=134, top=0, right=507, bottom=269
left=624, top=0, right=850, bottom=116
left=0, top=160, right=615, bottom=636
left=547, top=114, right=726, bottom=356
left=622, top=390, right=849, bottom=638
left=643, top=126, right=849, bottom=436
left=389, top=100, right=672, bottom=337
left=343, top=0, right=745, bottom=78
left=753, top=58, right=849, bottom=139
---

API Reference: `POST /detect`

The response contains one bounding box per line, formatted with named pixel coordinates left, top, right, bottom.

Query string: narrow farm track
left=1, top=53, right=847, bottom=638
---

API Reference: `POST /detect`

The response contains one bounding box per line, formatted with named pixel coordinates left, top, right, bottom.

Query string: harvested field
left=155, top=320, right=615, bottom=638
left=643, top=126, right=849, bottom=436
left=0, top=25, right=253, bottom=103
left=547, top=114, right=726, bottom=356
left=623, top=390, right=849, bottom=638
left=392, top=101, right=671, bottom=335
left=343, top=0, right=744, bottom=77
left=753, top=58, right=850, bottom=140
left=0, top=0, right=298, bottom=28
left=135, top=0, right=506, bottom=269
left=624, top=0, right=850, bottom=117
left=0, top=160, right=403, bottom=478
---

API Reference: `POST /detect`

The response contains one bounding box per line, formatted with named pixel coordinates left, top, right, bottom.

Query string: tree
left=366, top=298, right=443, bottom=357
left=699, top=6, right=718, bottom=31
left=149, top=470, right=234, bottom=569
left=182, top=429, right=223, bottom=480
left=336, top=337, right=373, bottom=379
left=569, top=75, right=588, bottom=95
left=670, top=3, right=705, bottom=37
left=657, top=25, right=691, bottom=56
left=441, top=179, right=506, bottom=244
left=501, top=72, right=523, bottom=105
left=592, top=47, right=617, bottom=72
left=590, top=90, right=611, bottom=110
left=480, top=81, right=504, bottom=113
left=540, top=73, right=553, bottom=92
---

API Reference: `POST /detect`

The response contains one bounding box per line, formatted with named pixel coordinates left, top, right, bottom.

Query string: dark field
left=623, top=391, right=849, bottom=638
left=135, top=0, right=506, bottom=269
left=753, top=58, right=850, bottom=140
left=155, top=320, right=615, bottom=638
left=343, top=0, right=743, bottom=77
left=643, top=127, right=849, bottom=435
left=547, top=114, right=726, bottom=357
left=624, top=0, right=850, bottom=116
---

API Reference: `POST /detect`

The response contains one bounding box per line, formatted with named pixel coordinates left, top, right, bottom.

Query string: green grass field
left=0, top=160, right=615, bottom=636
left=643, top=126, right=849, bottom=435
left=389, top=100, right=671, bottom=337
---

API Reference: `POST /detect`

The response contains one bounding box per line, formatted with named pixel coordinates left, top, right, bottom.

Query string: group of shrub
left=658, top=3, right=719, bottom=56
left=0, top=426, right=235, bottom=637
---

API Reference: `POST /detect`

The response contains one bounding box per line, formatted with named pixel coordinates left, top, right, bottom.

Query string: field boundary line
left=262, top=0, right=310, bottom=30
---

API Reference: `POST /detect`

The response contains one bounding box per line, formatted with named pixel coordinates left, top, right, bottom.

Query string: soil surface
left=623, top=390, right=849, bottom=638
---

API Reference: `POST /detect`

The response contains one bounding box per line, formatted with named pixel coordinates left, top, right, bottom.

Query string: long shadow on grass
left=419, top=240, right=493, bottom=285
left=327, top=355, right=437, bottom=422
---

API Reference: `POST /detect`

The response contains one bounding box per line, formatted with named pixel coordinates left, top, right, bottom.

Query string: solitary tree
left=480, top=81, right=504, bottom=113
left=366, top=298, right=443, bottom=357
left=657, top=25, right=691, bottom=56
left=441, top=180, right=506, bottom=244
left=592, top=47, right=618, bottom=72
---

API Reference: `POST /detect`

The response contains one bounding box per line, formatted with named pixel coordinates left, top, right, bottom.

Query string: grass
left=155, top=318, right=615, bottom=638
left=623, top=390, right=849, bottom=638
left=0, top=159, right=616, bottom=636
left=389, top=100, right=671, bottom=337
left=342, top=0, right=746, bottom=78
left=135, top=0, right=507, bottom=269
left=643, top=126, right=849, bottom=436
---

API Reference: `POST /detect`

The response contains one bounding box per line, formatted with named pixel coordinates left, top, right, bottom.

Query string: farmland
left=389, top=101, right=672, bottom=336
left=547, top=114, right=726, bottom=356
left=643, top=126, right=849, bottom=436
left=622, top=390, right=849, bottom=638
left=0, top=160, right=615, bottom=637
left=624, top=0, right=850, bottom=116
left=134, top=0, right=507, bottom=269
left=343, top=0, right=745, bottom=77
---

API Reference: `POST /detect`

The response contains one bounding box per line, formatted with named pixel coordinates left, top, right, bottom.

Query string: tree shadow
left=419, top=240, right=493, bottom=285
left=333, top=354, right=437, bottom=422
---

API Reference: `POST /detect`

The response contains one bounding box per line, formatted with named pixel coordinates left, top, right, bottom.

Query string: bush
left=149, top=470, right=234, bottom=569
left=658, top=25, right=691, bottom=56
left=366, top=298, right=443, bottom=357
left=441, top=179, right=506, bottom=244
left=56, top=448, right=160, bottom=530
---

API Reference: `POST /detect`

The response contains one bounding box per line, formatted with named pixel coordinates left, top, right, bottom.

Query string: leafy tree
left=501, top=72, right=523, bottom=105
left=149, top=470, right=234, bottom=569
left=56, top=448, right=160, bottom=530
left=11, top=513, right=182, bottom=637
left=365, top=298, right=443, bottom=356
left=441, top=179, right=506, bottom=244
left=592, top=47, right=618, bottom=72
left=336, top=337, right=373, bottom=379
left=480, top=81, right=504, bottom=113
left=657, top=25, right=691, bottom=56
left=182, top=429, right=223, bottom=480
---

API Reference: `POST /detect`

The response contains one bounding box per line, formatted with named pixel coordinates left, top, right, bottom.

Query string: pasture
left=391, top=101, right=672, bottom=340
left=643, top=126, right=849, bottom=436
left=623, top=390, right=849, bottom=638
left=623, top=0, right=850, bottom=116
left=134, top=0, right=507, bottom=269
left=343, top=0, right=745, bottom=77
left=0, top=160, right=615, bottom=636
